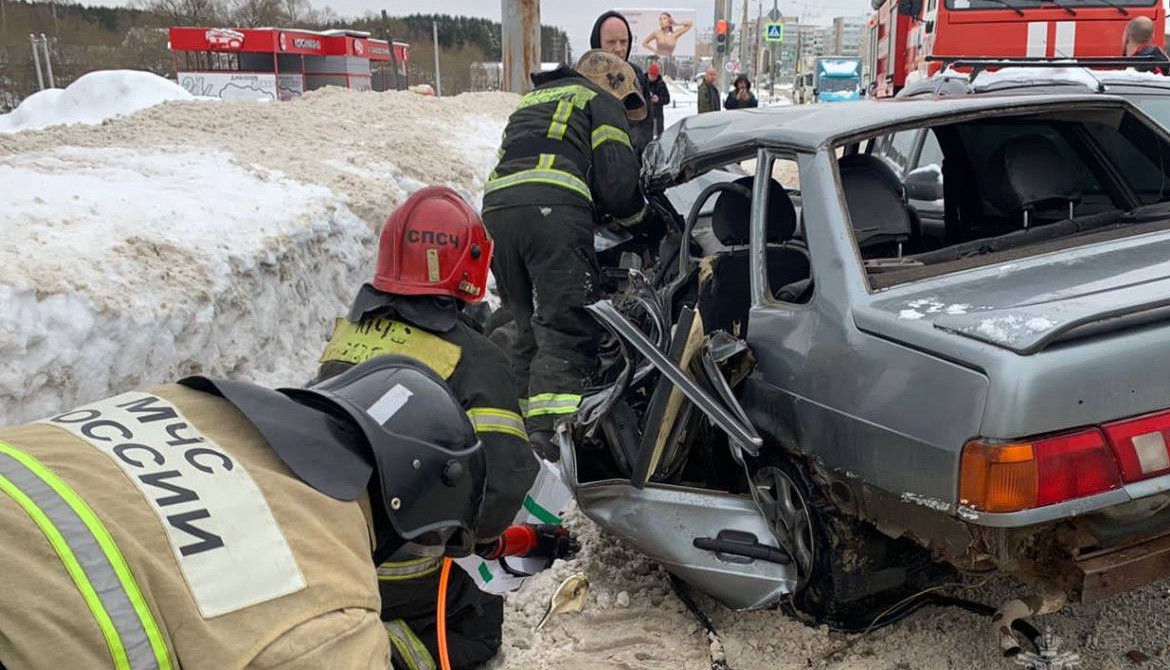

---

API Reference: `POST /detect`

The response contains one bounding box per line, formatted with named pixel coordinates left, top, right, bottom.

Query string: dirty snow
left=901, top=492, right=951, bottom=513
left=899, top=297, right=973, bottom=320
left=0, top=70, right=196, bottom=133
left=974, top=314, right=1058, bottom=343
left=0, top=85, right=515, bottom=424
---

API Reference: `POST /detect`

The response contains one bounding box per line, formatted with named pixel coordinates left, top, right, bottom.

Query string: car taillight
left=960, top=429, right=1121, bottom=513
left=1102, top=409, right=1170, bottom=483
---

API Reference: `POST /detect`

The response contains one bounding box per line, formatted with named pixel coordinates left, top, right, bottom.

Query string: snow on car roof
left=643, top=94, right=1130, bottom=188
left=972, top=66, right=1104, bottom=91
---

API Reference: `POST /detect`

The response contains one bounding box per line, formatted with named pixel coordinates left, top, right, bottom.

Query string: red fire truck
left=866, top=0, right=1165, bottom=98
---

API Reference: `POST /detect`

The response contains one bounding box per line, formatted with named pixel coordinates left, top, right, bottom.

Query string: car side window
left=873, top=130, right=919, bottom=176
left=915, top=130, right=943, bottom=173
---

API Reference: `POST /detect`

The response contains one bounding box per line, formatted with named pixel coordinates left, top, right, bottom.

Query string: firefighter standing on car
left=481, top=50, right=648, bottom=460
left=316, top=186, right=576, bottom=670
left=0, top=353, right=489, bottom=669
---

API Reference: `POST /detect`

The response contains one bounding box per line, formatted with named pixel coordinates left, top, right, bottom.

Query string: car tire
left=755, top=456, right=954, bottom=631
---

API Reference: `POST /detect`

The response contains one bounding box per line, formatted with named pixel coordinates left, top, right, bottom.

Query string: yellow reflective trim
left=537, top=153, right=555, bottom=170
left=385, top=619, right=435, bottom=670
left=376, top=556, right=442, bottom=581
left=485, top=166, right=592, bottom=202
left=547, top=100, right=573, bottom=140
left=0, top=440, right=175, bottom=670
left=613, top=204, right=648, bottom=227
left=591, top=124, right=632, bottom=150
left=517, top=84, right=598, bottom=111
left=467, top=408, right=528, bottom=440
left=523, top=393, right=582, bottom=418
left=319, top=317, right=462, bottom=380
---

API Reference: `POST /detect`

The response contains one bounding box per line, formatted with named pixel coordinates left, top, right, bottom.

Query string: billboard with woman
left=621, top=9, right=698, bottom=58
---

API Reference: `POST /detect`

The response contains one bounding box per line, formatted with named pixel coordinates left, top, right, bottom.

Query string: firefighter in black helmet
left=0, top=355, right=485, bottom=669
left=482, top=49, right=649, bottom=461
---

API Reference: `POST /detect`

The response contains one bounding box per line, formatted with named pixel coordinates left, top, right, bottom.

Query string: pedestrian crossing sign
left=765, top=22, right=783, bottom=42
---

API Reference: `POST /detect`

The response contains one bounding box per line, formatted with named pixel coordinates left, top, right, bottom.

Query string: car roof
left=643, top=94, right=1135, bottom=188
left=900, top=68, right=1170, bottom=99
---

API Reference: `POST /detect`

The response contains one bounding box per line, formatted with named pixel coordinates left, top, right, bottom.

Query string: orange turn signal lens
left=959, top=441, right=1037, bottom=513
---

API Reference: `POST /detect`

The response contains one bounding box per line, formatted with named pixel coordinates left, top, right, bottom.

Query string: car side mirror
left=905, top=165, right=943, bottom=202
left=897, top=0, right=923, bottom=19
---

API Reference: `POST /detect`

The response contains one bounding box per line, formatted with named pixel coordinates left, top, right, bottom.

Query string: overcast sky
left=414, top=2, right=874, bottom=55
left=90, top=0, right=872, bottom=54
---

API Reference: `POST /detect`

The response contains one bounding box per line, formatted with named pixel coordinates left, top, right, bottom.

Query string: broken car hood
left=856, top=231, right=1170, bottom=355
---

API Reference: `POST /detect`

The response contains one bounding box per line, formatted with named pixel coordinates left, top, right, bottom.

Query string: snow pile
left=0, top=85, right=517, bottom=424
left=0, top=70, right=195, bottom=133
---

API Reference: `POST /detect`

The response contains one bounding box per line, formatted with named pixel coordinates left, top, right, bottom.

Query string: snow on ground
left=0, top=85, right=516, bottom=424
left=0, top=70, right=196, bottom=133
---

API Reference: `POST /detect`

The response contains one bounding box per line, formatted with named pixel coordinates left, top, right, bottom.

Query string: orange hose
left=437, top=557, right=453, bottom=670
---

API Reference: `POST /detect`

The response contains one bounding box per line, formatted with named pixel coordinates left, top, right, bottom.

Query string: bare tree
left=230, top=0, right=284, bottom=27
left=138, top=0, right=227, bottom=26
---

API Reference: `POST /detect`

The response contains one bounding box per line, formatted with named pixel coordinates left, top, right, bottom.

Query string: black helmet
left=180, top=354, right=484, bottom=556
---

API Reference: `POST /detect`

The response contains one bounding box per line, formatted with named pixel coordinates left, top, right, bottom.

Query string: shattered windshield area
left=851, top=107, right=1170, bottom=289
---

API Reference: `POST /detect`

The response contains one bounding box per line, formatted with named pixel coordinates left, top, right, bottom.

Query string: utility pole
left=30, top=34, right=44, bottom=90
left=432, top=21, right=442, bottom=96
left=41, top=33, right=54, bottom=88
left=501, top=0, right=540, bottom=94
left=738, top=0, right=749, bottom=73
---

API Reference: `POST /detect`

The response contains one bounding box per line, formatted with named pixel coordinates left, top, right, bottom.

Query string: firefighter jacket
left=0, top=383, right=386, bottom=670
left=317, top=293, right=540, bottom=541
left=482, top=66, right=646, bottom=226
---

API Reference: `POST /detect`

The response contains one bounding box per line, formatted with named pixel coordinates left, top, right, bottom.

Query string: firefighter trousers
left=484, top=204, right=601, bottom=433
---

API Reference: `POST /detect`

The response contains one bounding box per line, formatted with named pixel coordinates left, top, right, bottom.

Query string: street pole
left=432, top=21, right=442, bottom=96
left=501, top=0, right=540, bottom=94
left=30, top=34, right=44, bottom=91
left=738, top=0, right=749, bottom=73
left=41, top=33, right=54, bottom=88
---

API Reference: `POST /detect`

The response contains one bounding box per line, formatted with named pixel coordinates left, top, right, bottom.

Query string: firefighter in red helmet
left=315, top=186, right=573, bottom=670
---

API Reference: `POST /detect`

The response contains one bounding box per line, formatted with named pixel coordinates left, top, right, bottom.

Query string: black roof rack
left=925, top=55, right=1164, bottom=79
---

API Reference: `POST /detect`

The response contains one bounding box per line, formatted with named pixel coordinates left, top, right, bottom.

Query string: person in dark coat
left=697, top=67, right=721, bottom=114
left=724, top=74, right=759, bottom=110
left=1123, top=16, right=1169, bottom=75
left=590, top=10, right=655, bottom=156
left=646, top=60, right=671, bottom=138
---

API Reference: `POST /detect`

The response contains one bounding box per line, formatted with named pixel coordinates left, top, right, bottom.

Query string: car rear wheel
left=755, top=457, right=954, bottom=631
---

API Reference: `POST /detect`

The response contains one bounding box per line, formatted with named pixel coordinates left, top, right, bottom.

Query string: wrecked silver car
left=555, top=94, right=1170, bottom=650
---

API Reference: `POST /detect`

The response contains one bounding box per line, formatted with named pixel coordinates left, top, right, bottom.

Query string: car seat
left=986, top=134, right=1083, bottom=228
left=696, top=176, right=810, bottom=337
left=838, top=154, right=917, bottom=259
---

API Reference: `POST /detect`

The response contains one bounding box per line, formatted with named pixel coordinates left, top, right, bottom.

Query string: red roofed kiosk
left=169, top=27, right=410, bottom=100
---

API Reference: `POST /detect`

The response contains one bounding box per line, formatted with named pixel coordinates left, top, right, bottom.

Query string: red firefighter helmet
left=373, top=186, right=493, bottom=303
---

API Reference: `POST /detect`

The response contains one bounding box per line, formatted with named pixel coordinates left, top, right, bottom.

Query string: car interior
left=856, top=110, right=1170, bottom=288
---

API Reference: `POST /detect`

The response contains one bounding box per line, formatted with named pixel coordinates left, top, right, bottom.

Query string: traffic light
left=716, top=19, right=728, bottom=54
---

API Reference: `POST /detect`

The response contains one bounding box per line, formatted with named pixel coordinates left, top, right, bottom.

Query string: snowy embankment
left=0, top=72, right=516, bottom=424
left=0, top=70, right=197, bottom=133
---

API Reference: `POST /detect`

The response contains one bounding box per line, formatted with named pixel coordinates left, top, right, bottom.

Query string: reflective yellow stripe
left=591, top=124, right=632, bottom=150
left=385, top=619, right=436, bottom=670
left=376, top=556, right=443, bottom=581
left=484, top=166, right=592, bottom=202
left=537, top=153, right=555, bottom=170
left=547, top=100, right=573, bottom=139
left=523, top=393, right=582, bottom=418
left=319, top=317, right=463, bottom=380
left=613, top=204, right=648, bottom=227
left=517, top=84, right=598, bottom=111
left=0, top=441, right=172, bottom=670
left=467, top=408, right=528, bottom=440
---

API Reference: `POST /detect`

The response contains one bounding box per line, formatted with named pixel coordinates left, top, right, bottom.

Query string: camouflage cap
left=575, top=49, right=648, bottom=122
